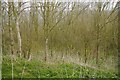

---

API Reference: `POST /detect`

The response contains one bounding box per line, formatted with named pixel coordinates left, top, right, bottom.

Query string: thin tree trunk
left=45, top=37, right=48, bottom=61
left=16, top=18, right=22, bottom=58
left=10, top=28, right=14, bottom=80
left=50, top=34, right=53, bottom=58
left=96, top=44, right=99, bottom=64
left=96, top=29, right=99, bottom=65
left=84, top=42, right=87, bottom=63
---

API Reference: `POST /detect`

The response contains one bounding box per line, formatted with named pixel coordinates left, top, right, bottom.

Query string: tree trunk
left=16, top=18, right=22, bottom=58
left=50, top=35, right=53, bottom=58
left=45, top=38, right=48, bottom=61
left=84, top=42, right=87, bottom=63
left=96, top=43, right=99, bottom=64
left=27, top=49, right=31, bottom=61
left=10, top=28, right=14, bottom=55
left=96, top=29, right=99, bottom=65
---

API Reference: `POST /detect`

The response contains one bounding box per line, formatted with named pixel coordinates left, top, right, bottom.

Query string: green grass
left=2, top=55, right=119, bottom=78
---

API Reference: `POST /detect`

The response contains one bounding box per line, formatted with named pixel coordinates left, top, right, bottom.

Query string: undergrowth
left=2, top=55, right=119, bottom=78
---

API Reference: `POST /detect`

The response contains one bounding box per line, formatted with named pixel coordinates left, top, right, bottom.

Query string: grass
left=2, top=55, right=119, bottom=78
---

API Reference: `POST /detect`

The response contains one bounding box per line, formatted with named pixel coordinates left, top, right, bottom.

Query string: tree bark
left=84, top=42, right=87, bottom=63
left=16, top=2, right=22, bottom=58
left=16, top=17, right=22, bottom=58
left=44, top=37, right=48, bottom=61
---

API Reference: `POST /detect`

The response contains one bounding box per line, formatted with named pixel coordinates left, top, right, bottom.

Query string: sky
left=3, top=0, right=119, bottom=2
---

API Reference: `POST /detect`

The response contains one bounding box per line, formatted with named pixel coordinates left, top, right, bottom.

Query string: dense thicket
left=1, top=1, right=118, bottom=71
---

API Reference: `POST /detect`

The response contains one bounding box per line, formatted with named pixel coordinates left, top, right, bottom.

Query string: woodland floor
left=2, top=54, right=119, bottom=78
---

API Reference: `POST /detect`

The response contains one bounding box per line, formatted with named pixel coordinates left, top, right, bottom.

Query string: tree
left=39, top=2, right=68, bottom=61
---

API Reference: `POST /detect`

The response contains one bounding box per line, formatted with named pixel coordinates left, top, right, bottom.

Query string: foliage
left=2, top=56, right=119, bottom=78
